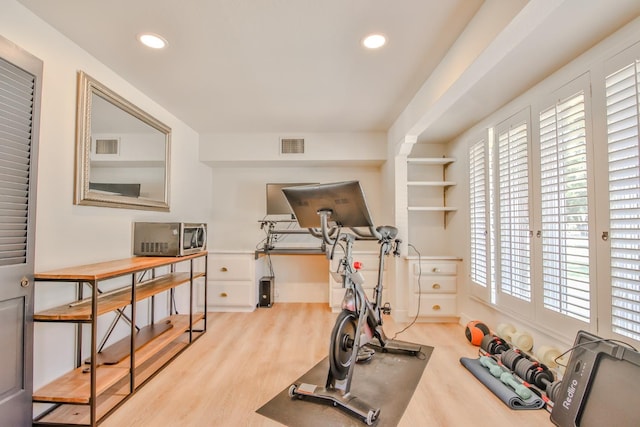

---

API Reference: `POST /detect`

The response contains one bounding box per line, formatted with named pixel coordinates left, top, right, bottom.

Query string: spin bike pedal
left=381, top=302, right=392, bottom=315
left=357, top=346, right=375, bottom=363
left=382, top=339, right=422, bottom=355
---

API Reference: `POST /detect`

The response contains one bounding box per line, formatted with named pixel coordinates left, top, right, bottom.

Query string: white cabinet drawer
left=207, top=282, right=254, bottom=307
left=410, top=294, right=457, bottom=317
left=414, top=276, right=456, bottom=293
left=208, top=256, right=253, bottom=280
left=414, top=262, right=457, bottom=275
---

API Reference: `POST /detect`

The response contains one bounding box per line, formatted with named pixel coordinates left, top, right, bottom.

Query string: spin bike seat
left=376, top=226, right=398, bottom=240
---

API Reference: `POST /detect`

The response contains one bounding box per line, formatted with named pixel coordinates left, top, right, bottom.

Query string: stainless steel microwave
left=133, top=222, right=207, bottom=256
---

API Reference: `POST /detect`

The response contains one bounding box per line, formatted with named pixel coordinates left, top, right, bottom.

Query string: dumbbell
left=479, top=356, right=531, bottom=400
left=535, top=345, right=567, bottom=370
left=496, top=323, right=533, bottom=352
left=500, top=348, right=525, bottom=372
left=513, top=356, right=554, bottom=389
left=508, top=350, right=564, bottom=403
left=501, top=349, right=547, bottom=388
left=480, top=334, right=510, bottom=355
left=546, top=380, right=563, bottom=403
left=479, top=355, right=504, bottom=378
left=500, top=371, right=532, bottom=400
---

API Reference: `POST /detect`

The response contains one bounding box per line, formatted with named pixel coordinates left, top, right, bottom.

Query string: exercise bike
left=282, top=181, right=423, bottom=425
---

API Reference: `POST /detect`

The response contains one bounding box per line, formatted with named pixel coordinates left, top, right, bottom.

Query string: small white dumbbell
left=535, top=345, right=567, bottom=371
left=496, top=323, right=533, bottom=352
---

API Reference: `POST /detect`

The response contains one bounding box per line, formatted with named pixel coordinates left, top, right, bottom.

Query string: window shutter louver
left=469, top=139, right=488, bottom=287
left=497, top=121, right=532, bottom=302
left=0, top=58, right=35, bottom=266
left=606, top=60, right=640, bottom=342
left=539, top=92, right=590, bottom=323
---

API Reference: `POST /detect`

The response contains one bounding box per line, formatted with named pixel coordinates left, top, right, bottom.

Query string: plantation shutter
left=469, top=139, right=488, bottom=287
left=539, top=92, right=590, bottom=323
left=606, top=59, right=640, bottom=342
left=497, top=120, right=531, bottom=301
left=0, top=57, right=35, bottom=266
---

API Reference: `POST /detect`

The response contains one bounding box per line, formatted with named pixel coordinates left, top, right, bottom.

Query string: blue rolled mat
left=459, top=357, right=545, bottom=410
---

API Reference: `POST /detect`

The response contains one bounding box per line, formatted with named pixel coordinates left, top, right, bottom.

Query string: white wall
left=200, top=132, right=386, bottom=164
left=206, top=164, right=383, bottom=251
left=1, top=0, right=212, bottom=396
left=200, top=130, right=387, bottom=302
left=206, top=162, right=384, bottom=301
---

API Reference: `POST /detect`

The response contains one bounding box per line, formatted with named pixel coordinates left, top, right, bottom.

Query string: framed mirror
left=74, top=71, right=171, bottom=211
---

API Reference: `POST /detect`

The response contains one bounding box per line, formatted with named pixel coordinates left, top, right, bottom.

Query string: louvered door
left=0, top=37, right=42, bottom=427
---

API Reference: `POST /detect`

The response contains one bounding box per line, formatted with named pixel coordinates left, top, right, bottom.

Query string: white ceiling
left=16, top=0, right=640, bottom=144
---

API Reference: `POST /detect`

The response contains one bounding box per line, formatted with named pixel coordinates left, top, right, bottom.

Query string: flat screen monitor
left=266, top=183, right=317, bottom=216
left=281, top=181, right=374, bottom=228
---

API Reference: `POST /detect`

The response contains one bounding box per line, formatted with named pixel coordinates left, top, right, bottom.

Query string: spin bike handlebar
left=309, top=209, right=399, bottom=247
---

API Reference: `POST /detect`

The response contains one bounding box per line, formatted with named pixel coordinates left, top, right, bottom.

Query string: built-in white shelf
left=407, top=157, right=455, bottom=166
left=406, top=156, right=456, bottom=226
left=407, top=181, right=456, bottom=187
left=408, top=206, right=458, bottom=212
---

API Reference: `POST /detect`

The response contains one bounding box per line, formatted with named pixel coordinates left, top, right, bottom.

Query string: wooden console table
left=32, top=252, right=208, bottom=426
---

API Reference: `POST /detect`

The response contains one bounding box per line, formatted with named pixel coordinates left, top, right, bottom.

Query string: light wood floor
left=101, top=303, right=553, bottom=426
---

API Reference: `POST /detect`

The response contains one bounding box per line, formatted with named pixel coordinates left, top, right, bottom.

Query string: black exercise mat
left=257, top=344, right=433, bottom=426
left=459, top=357, right=546, bottom=410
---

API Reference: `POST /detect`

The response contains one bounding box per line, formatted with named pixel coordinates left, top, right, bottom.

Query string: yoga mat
left=460, top=357, right=545, bottom=410
left=257, top=344, right=433, bottom=426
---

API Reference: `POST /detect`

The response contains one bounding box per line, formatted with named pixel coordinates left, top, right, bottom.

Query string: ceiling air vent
left=95, top=138, right=120, bottom=155
left=280, top=138, right=304, bottom=154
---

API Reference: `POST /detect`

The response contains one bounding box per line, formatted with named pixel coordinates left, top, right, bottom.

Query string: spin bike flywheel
left=329, top=310, right=358, bottom=380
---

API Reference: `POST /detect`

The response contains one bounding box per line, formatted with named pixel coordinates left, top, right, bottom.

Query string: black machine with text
left=550, top=330, right=640, bottom=427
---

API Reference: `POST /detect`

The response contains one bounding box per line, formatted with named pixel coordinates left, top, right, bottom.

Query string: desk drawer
left=208, top=256, right=253, bottom=280
left=207, top=282, right=254, bottom=307
left=414, top=276, right=456, bottom=293
left=410, top=294, right=457, bottom=317
left=413, top=262, right=457, bottom=275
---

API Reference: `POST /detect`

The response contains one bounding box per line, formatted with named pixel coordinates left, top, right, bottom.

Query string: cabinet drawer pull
left=432, top=304, right=441, bottom=311
left=432, top=267, right=439, bottom=273
left=220, top=267, right=228, bottom=272
left=220, top=292, right=228, bottom=298
left=432, top=283, right=441, bottom=290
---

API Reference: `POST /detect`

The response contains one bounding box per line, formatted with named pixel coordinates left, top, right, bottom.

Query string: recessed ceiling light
left=138, top=33, right=168, bottom=49
left=362, top=34, right=386, bottom=49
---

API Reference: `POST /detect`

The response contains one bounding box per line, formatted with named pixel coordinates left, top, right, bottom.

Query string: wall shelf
left=408, top=206, right=458, bottom=212
left=406, top=156, right=457, bottom=224
left=406, top=157, right=455, bottom=166
left=407, top=181, right=456, bottom=187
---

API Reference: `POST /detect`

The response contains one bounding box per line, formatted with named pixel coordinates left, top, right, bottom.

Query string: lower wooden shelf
left=35, top=339, right=189, bottom=425
left=33, top=313, right=204, bottom=424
